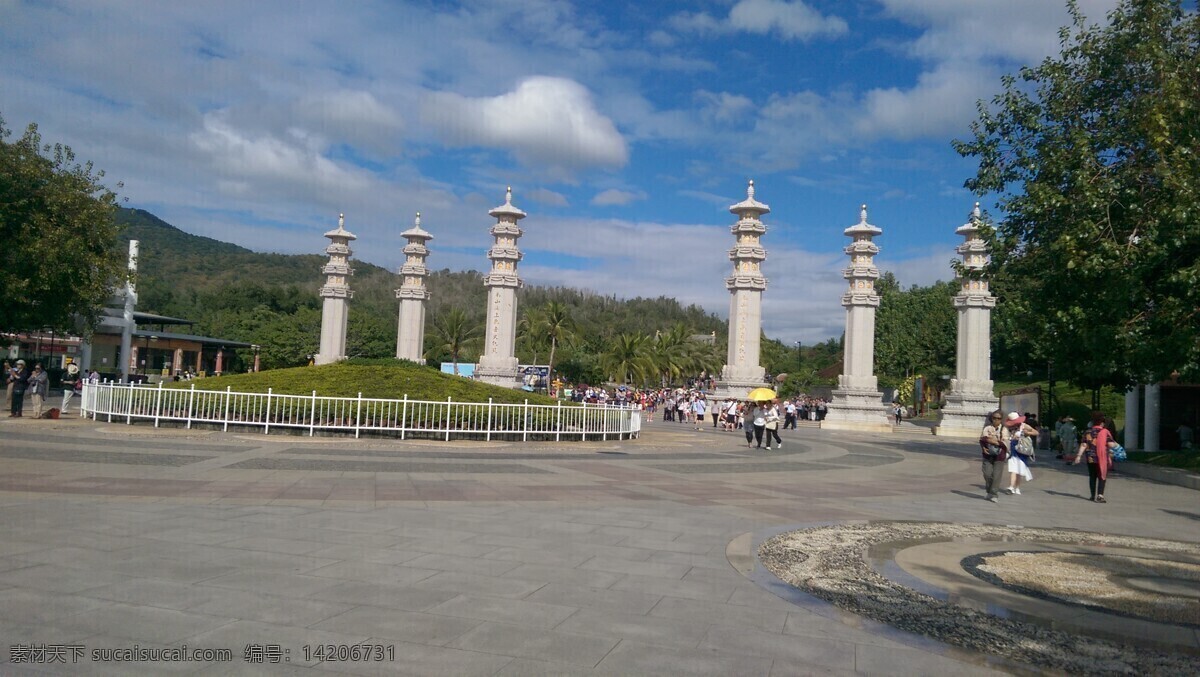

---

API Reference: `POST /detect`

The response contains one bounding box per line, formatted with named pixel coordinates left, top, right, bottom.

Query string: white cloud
left=591, top=189, right=647, bottom=206
left=879, top=0, right=1119, bottom=65
left=697, top=91, right=756, bottom=124
left=422, top=76, right=628, bottom=170
left=878, top=248, right=957, bottom=289
left=190, top=112, right=373, bottom=200
left=527, top=187, right=569, bottom=207
left=855, top=62, right=991, bottom=139
left=729, top=0, right=849, bottom=40
left=293, top=90, right=404, bottom=149
left=670, top=0, right=847, bottom=41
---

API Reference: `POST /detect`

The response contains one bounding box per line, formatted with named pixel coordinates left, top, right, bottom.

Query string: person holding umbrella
left=746, top=388, right=776, bottom=450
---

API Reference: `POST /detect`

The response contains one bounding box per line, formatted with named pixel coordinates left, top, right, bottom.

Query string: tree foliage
left=0, top=115, right=124, bottom=332
left=955, top=0, right=1200, bottom=387
left=873, top=272, right=957, bottom=387
left=426, top=307, right=482, bottom=370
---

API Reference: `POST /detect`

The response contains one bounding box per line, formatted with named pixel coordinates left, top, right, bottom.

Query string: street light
left=795, top=340, right=802, bottom=374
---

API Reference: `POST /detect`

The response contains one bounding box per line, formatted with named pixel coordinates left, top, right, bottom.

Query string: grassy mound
left=1127, top=451, right=1200, bottom=473
left=169, top=358, right=560, bottom=406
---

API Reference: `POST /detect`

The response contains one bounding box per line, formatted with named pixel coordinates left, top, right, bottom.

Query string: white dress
left=1005, top=429, right=1034, bottom=482
left=1007, top=454, right=1033, bottom=482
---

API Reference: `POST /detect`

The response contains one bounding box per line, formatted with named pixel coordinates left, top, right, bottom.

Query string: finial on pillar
left=747, top=180, right=755, bottom=200
left=415, top=212, right=421, bottom=228
left=860, top=204, right=868, bottom=223
left=338, top=213, right=345, bottom=229
left=505, top=186, right=513, bottom=205
left=972, top=202, right=981, bottom=220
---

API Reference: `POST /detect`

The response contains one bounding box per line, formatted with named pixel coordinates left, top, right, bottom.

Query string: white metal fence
left=81, top=381, right=641, bottom=442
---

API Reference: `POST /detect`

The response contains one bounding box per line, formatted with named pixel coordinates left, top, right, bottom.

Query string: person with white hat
left=7, top=359, right=29, bottom=417
left=61, top=358, right=81, bottom=414
left=1001, top=412, right=1038, bottom=494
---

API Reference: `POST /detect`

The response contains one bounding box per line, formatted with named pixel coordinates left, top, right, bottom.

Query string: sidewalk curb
left=1117, top=462, right=1200, bottom=491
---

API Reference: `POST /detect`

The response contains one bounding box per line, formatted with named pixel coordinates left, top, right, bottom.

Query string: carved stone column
left=395, top=212, right=432, bottom=364
left=823, top=205, right=891, bottom=431
left=936, top=203, right=1000, bottom=437
left=713, top=181, right=770, bottom=400
left=475, top=188, right=525, bottom=388
left=315, top=214, right=355, bottom=365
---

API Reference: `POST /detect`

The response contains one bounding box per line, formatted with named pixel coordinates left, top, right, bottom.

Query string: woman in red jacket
left=1074, top=412, right=1115, bottom=503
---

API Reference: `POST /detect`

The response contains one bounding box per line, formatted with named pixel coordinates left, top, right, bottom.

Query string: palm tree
left=540, top=301, right=576, bottom=383
left=427, top=307, right=481, bottom=374
left=517, top=307, right=548, bottom=365
left=600, top=333, right=654, bottom=385
left=651, top=323, right=691, bottom=387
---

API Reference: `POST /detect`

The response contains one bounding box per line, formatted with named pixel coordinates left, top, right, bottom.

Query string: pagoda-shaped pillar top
left=954, top=201, right=996, bottom=308
left=955, top=202, right=983, bottom=238
left=489, top=186, right=527, bottom=221
left=844, top=204, right=881, bottom=238
left=324, top=213, right=358, bottom=242
left=729, top=179, right=770, bottom=217
left=401, top=211, right=433, bottom=242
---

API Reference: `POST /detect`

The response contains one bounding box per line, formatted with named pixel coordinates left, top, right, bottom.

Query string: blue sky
left=1, top=0, right=1121, bottom=343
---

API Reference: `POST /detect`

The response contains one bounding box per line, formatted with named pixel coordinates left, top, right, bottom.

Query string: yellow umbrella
left=747, top=387, right=777, bottom=401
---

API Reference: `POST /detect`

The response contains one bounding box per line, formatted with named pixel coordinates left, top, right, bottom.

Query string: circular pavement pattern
left=963, top=550, right=1200, bottom=627
left=758, top=521, right=1200, bottom=675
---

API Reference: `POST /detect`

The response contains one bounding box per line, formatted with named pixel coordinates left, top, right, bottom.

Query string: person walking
left=7, top=360, right=29, bottom=417
left=750, top=402, right=767, bottom=449
left=692, top=396, right=706, bottom=431
left=1075, top=413, right=1115, bottom=502
left=27, top=363, right=49, bottom=419
left=61, top=359, right=81, bottom=414
left=763, top=400, right=783, bottom=450
left=741, top=402, right=756, bottom=448
left=2, top=360, right=11, bottom=407
left=1001, top=412, right=1036, bottom=495
left=784, top=399, right=797, bottom=430
left=979, top=411, right=1007, bottom=502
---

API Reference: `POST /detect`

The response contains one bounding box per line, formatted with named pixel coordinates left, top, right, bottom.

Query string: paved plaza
left=0, top=415, right=1197, bottom=675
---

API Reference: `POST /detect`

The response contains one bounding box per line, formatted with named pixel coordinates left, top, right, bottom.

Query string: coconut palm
left=600, top=333, right=654, bottom=385
left=427, top=307, right=482, bottom=374
left=540, top=301, right=576, bottom=383
left=517, top=307, right=548, bottom=365
left=651, top=323, right=692, bottom=387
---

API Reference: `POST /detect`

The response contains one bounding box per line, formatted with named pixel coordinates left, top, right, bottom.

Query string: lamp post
left=1046, top=359, right=1055, bottom=423
left=795, top=340, right=802, bottom=374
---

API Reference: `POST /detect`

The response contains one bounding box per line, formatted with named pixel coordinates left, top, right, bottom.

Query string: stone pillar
left=173, top=348, right=183, bottom=375
left=1124, top=385, right=1140, bottom=450
left=823, top=205, right=891, bottom=431
left=936, top=203, right=1000, bottom=437
left=315, top=214, right=356, bottom=365
left=395, top=212, right=432, bottom=364
left=713, top=180, right=769, bottom=399
left=1144, top=383, right=1161, bottom=451
left=475, top=188, right=525, bottom=388
left=119, top=240, right=138, bottom=383
left=215, top=349, right=224, bottom=375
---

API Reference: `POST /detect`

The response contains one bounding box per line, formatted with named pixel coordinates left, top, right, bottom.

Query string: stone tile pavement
left=0, top=415, right=1196, bottom=675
